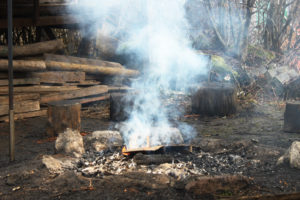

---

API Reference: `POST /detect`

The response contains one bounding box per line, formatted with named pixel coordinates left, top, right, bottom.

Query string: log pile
left=0, top=39, right=139, bottom=122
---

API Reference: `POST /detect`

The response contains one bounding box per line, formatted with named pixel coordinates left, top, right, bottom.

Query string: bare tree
left=187, top=0, right=256, bottom=61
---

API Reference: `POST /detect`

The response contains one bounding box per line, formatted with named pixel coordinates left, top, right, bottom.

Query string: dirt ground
left=0, top=99, right=300, bottom=200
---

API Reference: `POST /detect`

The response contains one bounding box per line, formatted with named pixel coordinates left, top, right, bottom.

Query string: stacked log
left=0, top=39, right=138, bottom=122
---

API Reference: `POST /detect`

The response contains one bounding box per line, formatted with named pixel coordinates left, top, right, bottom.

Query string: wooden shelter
left=0, top=0, right=79, bottom=29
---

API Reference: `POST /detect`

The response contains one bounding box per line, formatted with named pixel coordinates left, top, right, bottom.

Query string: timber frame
left=0, top=0, right=80, bottom=29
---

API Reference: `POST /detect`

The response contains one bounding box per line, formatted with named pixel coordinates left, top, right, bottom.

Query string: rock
left=42, top=155, right=63, bottom=174
left=277, top=141, right=300, bottom=169
left=6, top=174, right=19, bottom=186
left=86, top=130, right=123, bottom=152
left=55, top=128, right=85, bottom=157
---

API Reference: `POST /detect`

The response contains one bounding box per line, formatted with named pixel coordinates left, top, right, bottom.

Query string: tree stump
left=47, top=100, right=81, bottom=137
left=110, top=93, right=135, bottom=121
left=284, top=101, right=300, bottom=133
left=191, top=82, right=237, bottom=116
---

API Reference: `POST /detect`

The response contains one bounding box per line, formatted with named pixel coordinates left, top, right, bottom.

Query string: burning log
left=47, top=100, right=81, bottom=137
left=0, top=59, right=46, bottom=71
left=133, top=153, right=173, bottom=165
left=0, top=39, right=64, bottom=57
left=284, top=101, right=300, bottom=133
left=191, top=82, right=237, bottom=116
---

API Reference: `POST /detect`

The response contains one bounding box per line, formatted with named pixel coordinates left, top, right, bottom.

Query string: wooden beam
left=30, top=71, right=85, bottom=84
left=0, top=100, right=40, bottom=116
left=0, top=39, right=64, bottom=57
left=0, top=85, right=79, bottom=94
left=40, top=85, right=108, bottom=103
left=44, top=53, right=124, bottom=69
left=0, top=109, right=47, bottom=122
left=0, top=78, right=40, bottom=86
left=0, top=59, right=46, bottom=71
left=0, top=15, right=79, bottom=29
left=0, top=93, right=40, bottom=104
left=46, top=60, right=139, bottom=77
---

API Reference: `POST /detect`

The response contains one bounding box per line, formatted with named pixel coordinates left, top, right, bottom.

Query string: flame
left=122, top=146, right=131, bottom=156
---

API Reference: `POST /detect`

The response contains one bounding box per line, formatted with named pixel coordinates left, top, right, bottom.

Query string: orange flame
left=122, top=146, right=131, bottom=156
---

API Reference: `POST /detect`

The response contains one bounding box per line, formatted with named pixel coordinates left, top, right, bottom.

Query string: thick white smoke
left=69, top=0, right=208, bottom=148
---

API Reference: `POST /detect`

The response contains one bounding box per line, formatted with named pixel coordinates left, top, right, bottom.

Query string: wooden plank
left=63, top=80, right=101, bottom=86
left=122, top=145, right=164, bottom=154
left=0, top=85, right=79, bottom=94
left=0, top=109, right=47, bottom=122
left=0, top=78, right=40, bottom=86
left=40, top=85, right=108, bottom=103
left=108, top=86, right=133, bottom=93
left=76, top=94, right=110, bottom=104
left=0, top=100, right=40, bottom=116
left=0, top=93, right=40, bottom=104
left=30, top=71, right=85, bottom=83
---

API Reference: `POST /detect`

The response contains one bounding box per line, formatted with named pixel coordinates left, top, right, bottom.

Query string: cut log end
left=47, top=100, right=81, bottom=137
left=191, top=82, right=237, bottom=116
left=284, top=101, right=300, bottom=133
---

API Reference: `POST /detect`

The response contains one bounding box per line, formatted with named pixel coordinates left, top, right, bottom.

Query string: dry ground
left=0, top=100, right=299, bottom=199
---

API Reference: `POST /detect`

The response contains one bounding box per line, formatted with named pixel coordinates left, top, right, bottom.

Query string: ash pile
left=49, top=129, right=277, bottom=181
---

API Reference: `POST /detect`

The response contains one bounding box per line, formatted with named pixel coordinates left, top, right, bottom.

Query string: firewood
left=0, top=109, right=47, bottom=122
left=45, top=60, right=139, bottom=77
left=0, top=85, right=79, bottom=94
left=0, top=78, right=40, bottom=86
left=0, top=93, right=40, bottom=104
left=0, top=59, right=46, bottom=71
left=44, top=53, right=124, bottom=69
left=40, top=85, right=108, bottom=103
left=0, top=39, right=64, bottom=57
left=133, top=153, right=173, bottom=165
left=47, top=100, right=81, bottom=137
left=0, top=100, right=40, bottom=116
left=30, top=71, right=85, bottom=84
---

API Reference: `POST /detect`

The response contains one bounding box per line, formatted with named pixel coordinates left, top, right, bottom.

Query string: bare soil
left=0, top=100, right=299, bottom=200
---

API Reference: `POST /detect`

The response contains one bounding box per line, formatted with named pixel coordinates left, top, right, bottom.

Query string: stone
left=85, top=130, right=123, bottom=152
left=55, top=128, right=85, bottom=158
left=42, top=155, right=63, bottom=174
left=277, top=141, right=300, bottom=169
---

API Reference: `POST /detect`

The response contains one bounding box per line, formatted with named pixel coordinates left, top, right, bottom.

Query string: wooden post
left=47, top=100, right=81, bottom=137
left=110, top=93, right=136, bottom=121
left=284, top=101, right=300, bottom=133
left=191, top=82, right=237, bottom=116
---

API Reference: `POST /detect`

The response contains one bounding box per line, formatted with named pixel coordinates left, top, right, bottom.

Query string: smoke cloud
left=69, top=0, right=208, bottom=148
